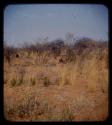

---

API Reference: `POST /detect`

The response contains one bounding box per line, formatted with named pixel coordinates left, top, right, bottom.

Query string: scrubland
left=4, top=38, right=108, bottom=121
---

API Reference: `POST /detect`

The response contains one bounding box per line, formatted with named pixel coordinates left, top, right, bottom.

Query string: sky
left=4, top=4, right=108, bottom=47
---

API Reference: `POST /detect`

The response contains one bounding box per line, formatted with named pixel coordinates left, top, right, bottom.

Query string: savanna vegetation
left=4, top=37, right=108, bottom=121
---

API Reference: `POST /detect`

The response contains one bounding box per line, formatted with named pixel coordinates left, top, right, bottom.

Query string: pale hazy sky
left=4, top=4, right=108, bottom=47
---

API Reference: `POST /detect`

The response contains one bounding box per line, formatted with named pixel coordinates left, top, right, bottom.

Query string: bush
left=10, top=78, right=17, bottom=87
left=17, top=76, right=24, bottom=85
left=61, top=104, right=74, bottom=121
left=4, top=44, right=17, bottom=64
left=30, top=78, right=36, bottom=86
left=43, top=77, right=50, bottom=87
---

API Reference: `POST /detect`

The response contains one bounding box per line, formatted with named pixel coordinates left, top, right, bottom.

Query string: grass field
left=4, top=40, right=108, bottom=121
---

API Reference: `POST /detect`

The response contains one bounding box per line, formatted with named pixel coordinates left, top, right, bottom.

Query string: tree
left=65, top=32, right=74, bottom=45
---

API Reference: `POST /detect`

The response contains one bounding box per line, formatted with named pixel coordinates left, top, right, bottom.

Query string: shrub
left=17, top=76, right=24, bottom=85
left=43, top=77, right=50, bottom=87
left=5, top=94, right=40, bottom=120
left=4, top=44, right=17, bottom=65
left=10, top=78, right=17, bottom=87
left=30, top=78, right=36, bottom=86
left=61, top=104, right=74, bottom=121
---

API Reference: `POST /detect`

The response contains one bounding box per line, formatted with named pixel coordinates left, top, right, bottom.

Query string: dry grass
left=4, top=41, right=108, bottom=121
